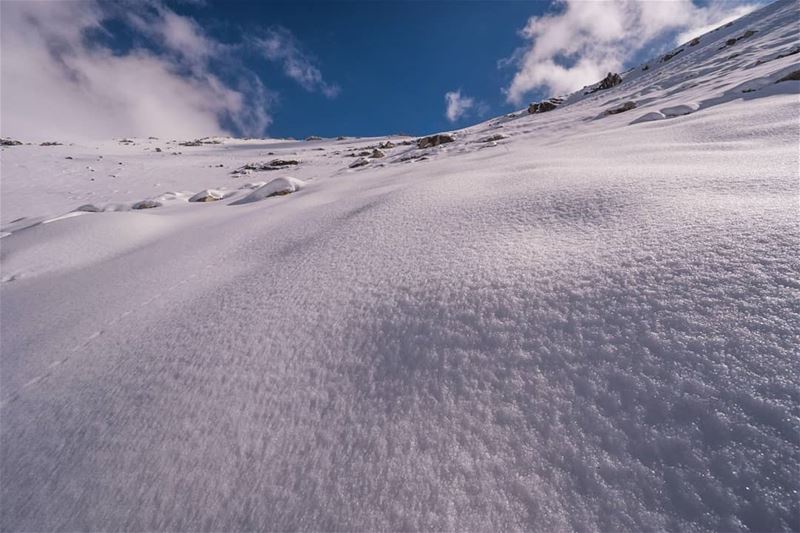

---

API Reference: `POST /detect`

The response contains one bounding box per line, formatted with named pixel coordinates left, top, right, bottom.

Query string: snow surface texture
left=1, top=1, right=799, bottom=531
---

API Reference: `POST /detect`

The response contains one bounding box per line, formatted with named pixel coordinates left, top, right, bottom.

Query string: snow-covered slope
left=1, top=1, right=798, bottom=531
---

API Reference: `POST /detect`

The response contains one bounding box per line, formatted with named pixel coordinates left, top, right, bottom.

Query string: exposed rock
left=179, top=138, right=220, bottom=147
left=723, top=30, right=757, bottom=48
left=528, top=97, right=562, bottom=114
left=604, top=101, right=637, bottom=116
left=378, top=141, right=395, bottom=149
left=689, top=37, right=701, bottom=46
left=1, top=138, right=23, bottom=146
left=585, top=73, right=623, bottom=95
left=40, top=141, right=62, bottom=146
left=417, top=134, right=454, bottom=149
left=477, top=133, right=507, bottom=143
left=661, top=49, right=684, bottom=62
left=597, top=72, right=623, bottom=90
left=232, top=159, right=300, bottom=174
left=357, top=151, right=371, bottom=157
left=269, top=159, right=300, bottom=167
left=75, top=204, right=102, bottom=212
left=65, top=156, right=73, bottom=160
left=132, top=200, right=162, bottom=210
left=776, top=70, right=800, bottom=83
left=336, top=136, right=346, bottom=140
left=642, top=65, right=650, bottom=71
left=155, top=147, right=162, bottom=153
left=349, top=157, right=370, bottom=168
left=189, top=189, right=224, bottom=203
left=370, top=149, right=385, bottom=158
left=774, top=47, right=800, bottom=60
left=305, top=136, right=322, bottom=141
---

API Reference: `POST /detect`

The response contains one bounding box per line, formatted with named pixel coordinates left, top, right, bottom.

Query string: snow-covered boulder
left=74, top=204, right=102, bottom=213
left=189, top=189, right=224, bottom=203
left=349, top=157, right=370, bottom=168
left=233, top=177, right=305, bottom=204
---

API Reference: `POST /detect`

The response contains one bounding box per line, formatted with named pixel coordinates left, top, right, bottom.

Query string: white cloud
left=503, top=0, right=759, bottom=105
left=253, top=28, right=340, bottom=98
left=0, top=1, right=272, bottom=141
left=445, top=90, right=475, bottom=122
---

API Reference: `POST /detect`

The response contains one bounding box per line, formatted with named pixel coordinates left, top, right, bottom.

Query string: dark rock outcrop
left=417, top=134, right=454, bottom=149
left=528, top=97, right=563, bottom=114
left=1, top=138, right=23, bottom=146
left=597, top=72, right=623, bottom=90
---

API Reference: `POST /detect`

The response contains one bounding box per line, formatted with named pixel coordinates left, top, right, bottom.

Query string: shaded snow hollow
left=1, top=1, right=799, bottom=531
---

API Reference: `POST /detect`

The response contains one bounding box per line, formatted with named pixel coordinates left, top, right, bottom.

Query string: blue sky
left=1, top=0, right=762, bottom=140
left=172, top=1, right=547, bottom=138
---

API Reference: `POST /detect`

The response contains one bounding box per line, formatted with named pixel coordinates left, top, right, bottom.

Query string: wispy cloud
left=444, top=89, right=488, bottom=123
left=0, top=0, right=272, bottom=140
left=444, top=90, right=474, bottom=122
left=252, top=27, right=340, bottom=98
left=503, top=0, right=758, bottom=105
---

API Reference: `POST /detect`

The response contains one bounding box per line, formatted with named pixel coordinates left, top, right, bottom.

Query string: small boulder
left=155, top=147, right=162, bottom=153
left=132, top=199, right=162, bottom=210
left=416, top=134, right=454, bottom=149
left=370, top=149, right=385, bottom=158
left=378, top=141, right=395, bottom=149
left=604, top=101, right=637, bottom=115
left=689, top=37, right=700, bottom=46
left=661, top=49, right=684, bottom=62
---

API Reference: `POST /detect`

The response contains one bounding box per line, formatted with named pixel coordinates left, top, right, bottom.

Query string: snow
left=1, top=1, right=799, bottom=531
